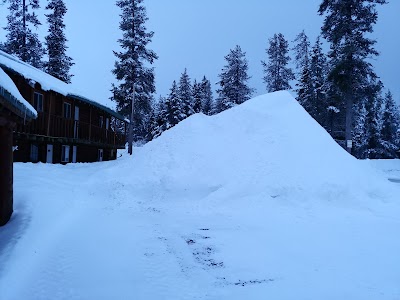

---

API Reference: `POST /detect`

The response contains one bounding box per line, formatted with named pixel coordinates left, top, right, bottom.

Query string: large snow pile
left=1, top=91, right=399, bottom=300
left=128, top=91, right=396, bottom=208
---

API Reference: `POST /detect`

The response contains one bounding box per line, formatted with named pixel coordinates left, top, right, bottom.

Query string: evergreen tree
left=380, top=90, right=399, bottom=158
left=178, top=69, right=194, bottom=117
left=319, top=0, right=387, bottom=153
left=215, top=45, right=253, bottom=113
left=361, top=81, right=383, bottom=159
left=310, top=36, right=328, bottom=126
left=192, top=79, right=202, bottom=114
left=163, top=81, right=185, bottom=130
left=296, top=65, right=314, bottom=116
left=293, top=31, right=314, bottom=117
left=45, top=0, right=73, bottom=83
left=262, top=33, right=294, bottom=93
left=3, top=0, right=45, bottom=68
left=147, top=95, right=165, bottom=140
left=353, top=100, right=368, bottom=158
left=111, top=0, right=158, bottom=142
left=200, top=76, right=213, bottom=115
left=293, top=30, right=311, bottom=77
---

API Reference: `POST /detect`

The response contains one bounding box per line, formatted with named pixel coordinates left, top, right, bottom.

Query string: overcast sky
left=0, top=0, right=399, bottom=107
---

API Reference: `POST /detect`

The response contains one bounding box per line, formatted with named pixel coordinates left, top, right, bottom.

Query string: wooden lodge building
left=0, top=50, right=127, bottom=164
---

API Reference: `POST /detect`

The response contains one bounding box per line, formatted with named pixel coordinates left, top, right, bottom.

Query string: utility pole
left=127, top=1, right=135, bottom=155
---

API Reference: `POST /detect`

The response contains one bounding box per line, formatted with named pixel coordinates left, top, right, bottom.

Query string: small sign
left=347, top=140, right=353, bottom=149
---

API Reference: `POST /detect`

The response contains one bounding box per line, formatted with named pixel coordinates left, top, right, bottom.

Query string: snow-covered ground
left=1, top=92, right=399, bottom=300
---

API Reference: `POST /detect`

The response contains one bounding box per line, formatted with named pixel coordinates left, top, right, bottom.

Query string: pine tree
left=319, top=0, right=387, bottom=153
left=362, top=81, right=383, bottom=159
left=112, top=0, right=158, bottom=142
left=147, top=95, right=165, bottom=140
left=163, top=80, right=185, bottom=129
left=310, top=36, right=328, bottom=126
left=293, top=30, right=311, bottom=77
left=262, top=33, right=295, bottom=93
left=215, top=45, right=253, bottom=113
left=192, top=79, right=202, bottom=114
left=296, top=66, right=314, bottom=116
left=3, top=0, right=45, bottom=68
left=178, top=69, right=194, bottom=118
left=353, top=100, right=368, bottom=158
left=44, top=0, right=73, bottom=83
left=380, top=90, right=399, bottom=158
left=293, top=31, right=314, bottom=116
left=200, top=76, right=213, bottom=115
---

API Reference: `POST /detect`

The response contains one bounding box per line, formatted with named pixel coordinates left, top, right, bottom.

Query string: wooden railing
left=15, top=113, right=126, bottom=147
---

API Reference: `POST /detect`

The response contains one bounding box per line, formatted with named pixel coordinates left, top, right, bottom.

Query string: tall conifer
left=3, top=0, right=45, bottom=68
left=215, top=45, right=253, bottom=113
left=112, top=0, right=158, bottom=142
left=319, top=0, right=387, bottom=153
left=45, top=0, right=74, bottom=83
left=262, top=33, right=294, bottom=93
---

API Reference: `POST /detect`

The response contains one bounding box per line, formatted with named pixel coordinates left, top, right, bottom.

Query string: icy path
left=0, top=160, right=399, bottom=300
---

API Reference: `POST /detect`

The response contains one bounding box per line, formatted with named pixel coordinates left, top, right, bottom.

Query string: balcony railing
left=15, top=113, right=126, bottom=147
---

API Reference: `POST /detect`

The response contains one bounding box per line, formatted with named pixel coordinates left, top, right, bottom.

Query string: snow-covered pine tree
left=352, top=100, right=368, bottom=158
left=200, top=76, right=213, bottom=115
left=45, top=0, right=73, bottom=83
left=3, top=0, right=45, bottom=68
left=112, top=0, right=158, bottom=143
left=293, top=31, right=314, bottom=117
left=319, top=0, right=387, bottom=153
left=380, top=90, right=399, bottom=158
left=310, top=35, right=328, bottom=127
left=215, top=45, right=253, bottom=113
left=262, top=33, right=295, bottom=93
left=293, top=30, right=310, bottom=77
left=192, top=79, right=202, bottom=114
left=178, top=68, right=194, bottom=118
left=362, top=80, right=384, bottom=159
left=165, top=80, right=185, bottom=128
left=147, top=95, right=164, bottom=140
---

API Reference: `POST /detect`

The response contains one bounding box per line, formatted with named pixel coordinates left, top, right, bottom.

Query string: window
left=99, top=116, right=104, bottom=128
left=30, top=144, right=39, bottom=162
left=34, top=92, right=43, bottom=112
left=63, top=102, right=72, bottom=119
left=61, top=145, right=70, bottom=163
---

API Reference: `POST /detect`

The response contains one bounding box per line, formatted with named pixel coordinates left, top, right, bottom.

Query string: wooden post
left=0, top=125, right=14, bottom=226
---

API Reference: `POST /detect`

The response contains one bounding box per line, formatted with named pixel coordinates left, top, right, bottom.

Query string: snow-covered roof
left=0, top=50, right=126, bottom=121
left=0, top=66, right=37, bottom=120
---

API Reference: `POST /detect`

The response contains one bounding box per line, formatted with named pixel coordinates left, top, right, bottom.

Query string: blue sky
left=0, top=0, right=399, bottom=106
